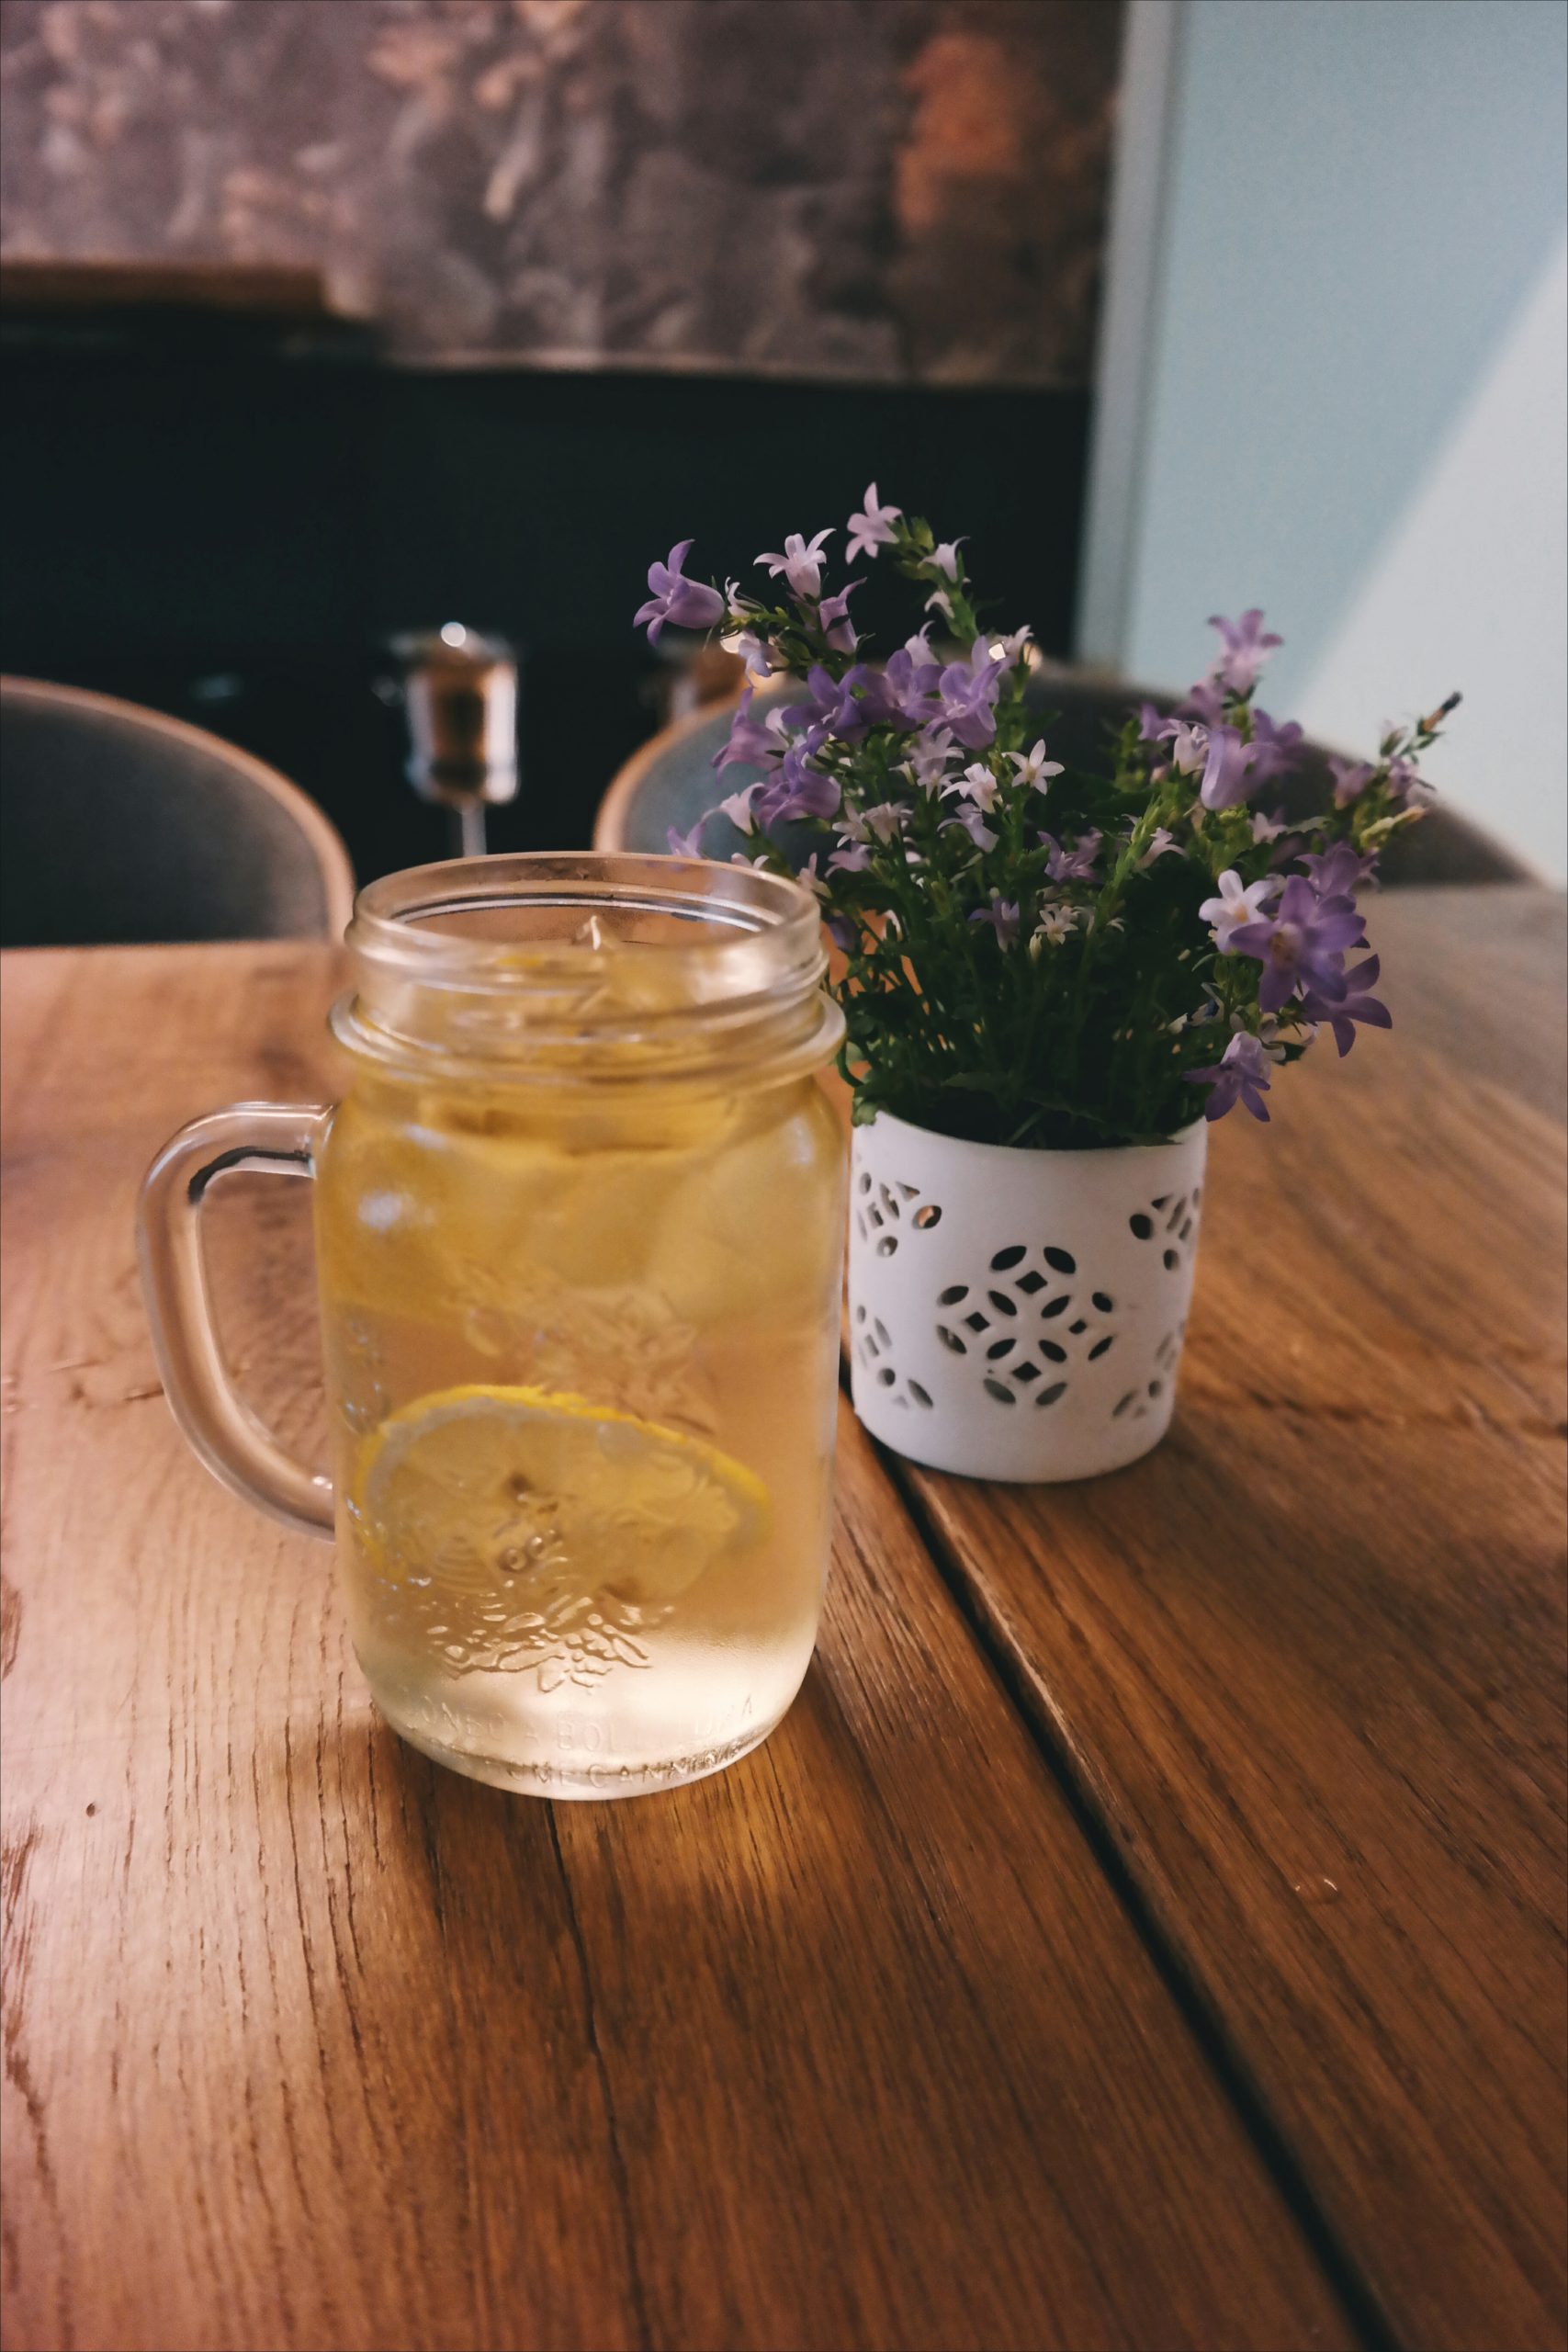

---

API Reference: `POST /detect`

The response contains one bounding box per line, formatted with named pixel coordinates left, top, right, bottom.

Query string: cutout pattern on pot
left=929, top=1238, right=1120, bottom=1410
left=850, top=1127, right=1206, bottom=1464
left=853, top=1170, right=942, bottom=1261
left=852, top=1302, right=935, bottom=1411
left=849, top=1120, right=1207, bottom=1474
left=1128, top=1184, right=1202, bottom=1274
left=1111, top=1319, right=1188, bottom=1423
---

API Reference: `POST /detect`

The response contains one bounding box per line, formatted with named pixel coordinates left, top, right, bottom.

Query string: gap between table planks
left=1, top=940, right=1357, bottom=2352
left=866, top=888, right=1568, bottom=2352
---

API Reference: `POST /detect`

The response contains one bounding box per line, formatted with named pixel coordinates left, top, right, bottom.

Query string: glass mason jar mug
left=139, top=854, right=847, bottom=1797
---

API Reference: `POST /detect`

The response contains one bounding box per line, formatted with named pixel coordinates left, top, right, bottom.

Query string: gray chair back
left=595, top=669, right=1529, bottom=886
left=1, top=676, right=355, bottom=947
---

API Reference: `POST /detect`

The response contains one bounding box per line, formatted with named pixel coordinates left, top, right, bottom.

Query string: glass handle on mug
left=137, top=1103, right=336, bottom=1541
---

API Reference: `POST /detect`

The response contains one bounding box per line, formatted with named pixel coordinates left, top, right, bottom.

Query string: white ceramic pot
left=848, top=1112, right=1208, bottom=1481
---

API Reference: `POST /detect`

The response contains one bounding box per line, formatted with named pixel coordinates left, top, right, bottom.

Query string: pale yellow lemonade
left=313, top=998, right=845, bottom=1794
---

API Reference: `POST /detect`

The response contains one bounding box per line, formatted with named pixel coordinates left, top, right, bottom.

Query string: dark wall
left=0, top=332, right=1090, bottom=878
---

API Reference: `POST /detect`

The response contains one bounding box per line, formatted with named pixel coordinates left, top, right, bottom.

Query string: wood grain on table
left=3, top=945, right=1347, bottom=2352
left=902, top=887, right=1568, bottom=2352
left=2, top=888, right=1564, bottom=2352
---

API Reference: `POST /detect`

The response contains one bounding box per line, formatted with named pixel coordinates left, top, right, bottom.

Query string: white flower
left=1009, top=738, right=1065, bottom=791
left=1137, top=826, right=1179, bottom=867
left=756, top=528, right=834, bottom=600
left=1169, top=719, right=1209, bottom=775
left=993, top=626, right=1033, bottom=662
left=716, top=786, right=759, bottom=832
left=1250, top=808, right=1288, bottom=843
left=795, top=854, right=829, bottom=902
left=944, top=761, right=1001, bottom=813
left=930, top=540, right=964, bottom=581
left=1200, top=868, right=1280, bottom=948
left=908, top=728, right=957, bottom=797
left=843, top=801, right=906, bottom=844
left=845, top=483, right=902, bottom=564
left=925, top=587, right=956, bottom=624
left=1030, top=903, right=1083, bottom=952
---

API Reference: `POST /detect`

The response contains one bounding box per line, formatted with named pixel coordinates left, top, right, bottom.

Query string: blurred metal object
left=387, top=623, right=519, bottom=858
left=665, top=641, right=746, bottom=723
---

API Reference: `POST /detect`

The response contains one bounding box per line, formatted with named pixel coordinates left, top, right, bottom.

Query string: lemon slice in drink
left=353, top=1385, right=769, bottom=1613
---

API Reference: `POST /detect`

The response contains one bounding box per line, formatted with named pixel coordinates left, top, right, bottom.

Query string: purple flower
left=1329, top=756, right=1376, bottom=808
left=828, top=840, right=874, bottom=875
left=817, top=581, right=861, bottom=651
left=942, top=806, right=998, bottom=853
left=1191, top=1031, right=1275, bottom=1122
left=1248, top=707, right=1303, bottom=783
left=1297, top=842, right=1377, bottom=896
left=969, top=896, right=1020, bottom=947
left=845, top=483, right=901, bottom=564
left=883, top=636, right=943, bottom=728
left=1179, top=678, right=1228, bottom=729
left=1300, top=954, right=1392, bottom=1057
left=713, top=684, right=785, bottom=774
left=635, top=540, right=726, bottom=646
left=753, top=729, right=840, bottom=827
left=1385, top=755, right=1433, bottom=806
left=1226, top=874, right=1368, bottom=1012
left=667, top=818, right=707, bottom=857
left=936, top=640, right=1006, bottom=750
left=1039, top=829, right=1102, bottom=883
left=785, top=662, right=892, bottom=741
left=1205, top=608, right=1282, bottom=695
left=722, top=628, right=788, bottom=681
left=1199, top=724, right=1261, bottom=810
left=826, top=911, right=859, bottom=955
left=1138, top=702, right=1179, bottom=743
left=757, top=528, right=834, bottom=601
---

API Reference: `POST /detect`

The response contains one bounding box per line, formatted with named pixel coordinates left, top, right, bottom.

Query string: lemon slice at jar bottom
left=353, top=1385, right=770, bottom=1611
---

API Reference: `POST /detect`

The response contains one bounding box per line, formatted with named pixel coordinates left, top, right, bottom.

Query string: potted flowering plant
left=634, top=491, right=1456, bottom=1480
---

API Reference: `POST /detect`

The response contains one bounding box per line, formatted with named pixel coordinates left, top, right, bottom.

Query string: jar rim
left=348, top=850, right=821, bottom=973
left=335, top=850, right=840, bottom=1086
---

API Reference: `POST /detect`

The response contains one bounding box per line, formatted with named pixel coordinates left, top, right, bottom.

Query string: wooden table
left=3, top=887, right=1564, bottom=2352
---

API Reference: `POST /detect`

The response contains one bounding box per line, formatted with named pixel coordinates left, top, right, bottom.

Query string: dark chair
left=595, top=667, right=1529, bottom=886
left=1, top=676, right=355, bottom=947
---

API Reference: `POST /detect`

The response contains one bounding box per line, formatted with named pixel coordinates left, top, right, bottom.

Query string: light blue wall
left=1116, top=0, right=1567, bottom=719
